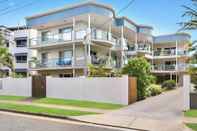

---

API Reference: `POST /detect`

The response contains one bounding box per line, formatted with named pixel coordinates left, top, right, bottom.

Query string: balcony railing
left=154, top=50, right=188, bottom=56
left=91, top=56, right=113, bottom=68
left=30, top=56, right=114, bottom=69
left=30, top=57, right=73, bottom=69
left=29, top=28, right=117, bottom=47
left=126, top=44, right=151, bottom=54
left=152, top=64, right=188, bottom=72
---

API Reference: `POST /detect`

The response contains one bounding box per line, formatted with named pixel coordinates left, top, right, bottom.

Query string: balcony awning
left=15, top=69, right=27, bottom=73
left=14, top=53, right=27, bottom=56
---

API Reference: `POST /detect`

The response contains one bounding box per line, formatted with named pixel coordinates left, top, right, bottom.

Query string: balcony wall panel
left=27, top=5, right=113, bottom=27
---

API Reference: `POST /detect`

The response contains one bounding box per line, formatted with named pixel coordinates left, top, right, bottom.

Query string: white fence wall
left=182, top=75, right=191, bottom=111
left=47, top=75, right=129, bottom=105
left=0, top=77, right=32, bottom=97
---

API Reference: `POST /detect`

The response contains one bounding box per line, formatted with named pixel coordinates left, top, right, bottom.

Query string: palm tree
left=0, top=33, right=13, bottom=77
left=181, top=0, right=197, bottom=30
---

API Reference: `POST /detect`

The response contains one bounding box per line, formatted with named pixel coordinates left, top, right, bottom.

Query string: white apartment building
left=26, top=1, right=191, bottom=83
left=0, top=26, right=29, bottom=77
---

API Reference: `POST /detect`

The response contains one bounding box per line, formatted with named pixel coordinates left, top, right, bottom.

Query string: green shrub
left=162, top=80, right=176, bottom=90
left=88, top=64, right=110, bottom=77
left=111, top=69, right=122, bottom=77
left=122, top=57, right=155, bottom=100
left=188, top=67, right=197, bottom=90
left=146, top=84, right=162, bottom=97
left=10, top=72, right=25, bottom=78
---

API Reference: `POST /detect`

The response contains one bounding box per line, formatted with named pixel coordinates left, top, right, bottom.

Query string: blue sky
left=0, top=0, right=196, bottom=40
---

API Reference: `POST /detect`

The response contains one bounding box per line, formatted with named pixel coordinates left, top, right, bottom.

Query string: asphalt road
left=0, top=111, right=134, bottom=131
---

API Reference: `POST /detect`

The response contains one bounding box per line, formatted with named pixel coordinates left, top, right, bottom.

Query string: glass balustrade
left=152, top=64, right=188, bottom=71
left=29, top=28, right=117, bottom=47
left=154, top=50, right=187, bottom=56
left=31, top=56, right=113, bottom=69
left=32, top=57, right=72, bottom=68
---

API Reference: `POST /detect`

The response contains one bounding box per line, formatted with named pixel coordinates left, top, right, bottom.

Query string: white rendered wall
left=182, top=75, right=191, bottom=111
left=47, top=76, right=129, bottom=105
left=0, top=77, right=32, bottom=97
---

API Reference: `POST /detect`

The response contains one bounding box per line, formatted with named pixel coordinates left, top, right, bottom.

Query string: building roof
left=26, top=1, right=115, bottom=20
left=25, top=1, right=153, bottom=30
left=154, top=33, right=191, bottom=43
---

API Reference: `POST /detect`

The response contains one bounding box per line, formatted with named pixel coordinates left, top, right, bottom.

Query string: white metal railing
left=154, top=50, right=188, bottom=56
left=152, top=64, right=188, bottom=71
left=30, top=56, right=114, bottom=69
left=29, top=28, right=117, bottom=47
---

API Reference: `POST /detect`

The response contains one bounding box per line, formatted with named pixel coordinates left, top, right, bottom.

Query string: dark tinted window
left=16, top=39, right=27, bottom=47
left=15, top=55, right=27, bottom=63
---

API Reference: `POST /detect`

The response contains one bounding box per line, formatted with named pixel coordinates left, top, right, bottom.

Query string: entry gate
left=32, top=76, right=46, bottom=98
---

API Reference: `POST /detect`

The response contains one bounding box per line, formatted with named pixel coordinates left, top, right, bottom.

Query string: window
left=15, top=55, right=27, bottom=63
left=41, top=31, right=52, bottom=42
left=59, top=27, right=72, bottom=41
left=57, top=50, right=72, bottom=66
left=59, top=74, right=73, bottom=78
left=128, top=44, right=135, bottom=51
left=75, top=30, right=86, bottom=40
left=41, top=53, right=48, bottom=64
left=59, top=50, right=72, bottom=59
left=6, top=41, right=9, bottom=47
left=139, top=28, right=152, bottom=35
left=16, top=39, right=27, bottom=47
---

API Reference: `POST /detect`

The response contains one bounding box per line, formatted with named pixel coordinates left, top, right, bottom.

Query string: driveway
left=71, top=88, right=185, bottom=131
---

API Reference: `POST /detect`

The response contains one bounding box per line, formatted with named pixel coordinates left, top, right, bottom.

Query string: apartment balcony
left=29, top=29, right=116, bottom=49
left=153, top=50, right=188, bottom=59
left=91, top=56, right=114, bottom=68
left=30, top=58, right=74, bottom=70
left=30, top=56, right=114, bottom=70
left=126, top=45, right=151, bottom=56
left=151, top=64, right=188, bottom=73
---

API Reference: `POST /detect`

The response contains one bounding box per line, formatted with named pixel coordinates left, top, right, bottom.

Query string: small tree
left=122, top=57, right=155, bottom=100
left=0, top=33, right=13, bottom=77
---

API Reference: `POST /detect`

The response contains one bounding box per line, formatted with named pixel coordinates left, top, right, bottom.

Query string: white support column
left=170, top=73, right=172, bottom=80
left=151, top=41, right=154, bottom=69
left=72, top=43, right=75, bottom=66
left=121, top=26, right=124, bottom=67
left=135, top=33, right=138, bottom=51
left=109, top=49, right=112, bottom=66
left=176, top=40, right=178, bottom=86
left=88, top=14, right=91, bottom=58
left=176, top=40, right=178, bottom=71
left=108, top=24, right=112, bottom=41
left=72, top=17, right=75, bottom=41
left=83, top=14, right=91, bottom=76
left=73, top=69, right=75, bottom=77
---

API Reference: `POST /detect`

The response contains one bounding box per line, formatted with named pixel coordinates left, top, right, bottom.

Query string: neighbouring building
left=26, top=1, right=191, bottom=84
left=0, top=26, right=29, bottom=77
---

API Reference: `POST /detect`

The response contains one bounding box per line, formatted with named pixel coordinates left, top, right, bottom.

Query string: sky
left=0, top=0, right=196, bottom=40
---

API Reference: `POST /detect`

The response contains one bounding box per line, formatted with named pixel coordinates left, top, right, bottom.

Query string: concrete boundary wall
left=182, top=75, right=190, bottom=111
left=0, top=76, right=137, bottom=105
left=46, top=75, right=131, bottom=105
left=0, top=77, right=32, bottom=97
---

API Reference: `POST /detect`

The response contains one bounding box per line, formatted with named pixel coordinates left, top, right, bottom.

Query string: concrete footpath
left=70, top=89, right=186, bottom=131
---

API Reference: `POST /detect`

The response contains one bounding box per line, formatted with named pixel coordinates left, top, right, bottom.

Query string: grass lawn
left=185, top=110, right=197, bottom=117
left=0, top=103, right=97, bottom=117
left=34, top=98, right=124, bottom=110
left=0, top=95, right=27, bottom=101
left=186, top=123, right=197, bottom=131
